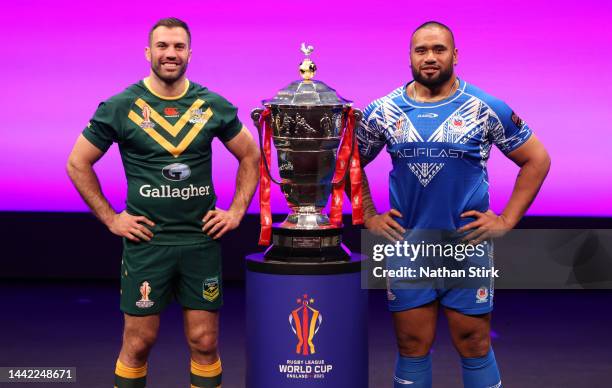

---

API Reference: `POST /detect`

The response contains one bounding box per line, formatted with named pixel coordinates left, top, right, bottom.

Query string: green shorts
left=120, top=240, right=223, bottom=315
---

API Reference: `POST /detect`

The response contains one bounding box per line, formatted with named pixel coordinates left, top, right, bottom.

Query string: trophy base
left=264, top=225, right=350, bottom=262
left=281, top=209, right=336, bottom=230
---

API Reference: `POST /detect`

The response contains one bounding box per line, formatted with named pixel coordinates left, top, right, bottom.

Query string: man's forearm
left=501, top=159, right=550, bottom=227
left=361, top=171, right=379, bottom=219
left=228, top=155, right=259, bottom=218
left=66, top=161, right=116, bottom=226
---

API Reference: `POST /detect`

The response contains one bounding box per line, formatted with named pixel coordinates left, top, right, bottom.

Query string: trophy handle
left=351, top=109, right=363, bottom=155
left=334, top=108, right=363, bottom=185
left=251, top=108, right=282, bottom=185
left=352, top=108, right=363, bottom=125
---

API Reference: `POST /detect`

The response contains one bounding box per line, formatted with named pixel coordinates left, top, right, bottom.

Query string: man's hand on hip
left=202, top=207, right=241, bottom=239
left=364, top=209, right=406, bottom=242
left=458, top=209, right=513, bottom=245
left=107, top=210, right=155, bottom=242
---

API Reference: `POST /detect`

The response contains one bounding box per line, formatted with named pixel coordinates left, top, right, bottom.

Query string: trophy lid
left=262, top=43, right=352, bottom=107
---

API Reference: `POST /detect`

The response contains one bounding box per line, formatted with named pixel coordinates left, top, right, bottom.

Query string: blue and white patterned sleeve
left=357, top=100, right=387, bottom=163
left=487, top=99, right=533, bottom=155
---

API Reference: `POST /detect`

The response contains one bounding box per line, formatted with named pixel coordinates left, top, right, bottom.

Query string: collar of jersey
left=401, top=78, right=466, bottom=108
left=143, top=77, right=190, bottom=100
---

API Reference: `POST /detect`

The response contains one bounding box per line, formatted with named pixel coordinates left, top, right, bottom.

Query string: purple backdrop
left=2, top=1, right=611, bottom=216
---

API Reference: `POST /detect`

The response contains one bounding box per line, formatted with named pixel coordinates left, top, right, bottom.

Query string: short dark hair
left=412, top=21, right=455, bottom=47
left=149, top=17, right=191, bottom=46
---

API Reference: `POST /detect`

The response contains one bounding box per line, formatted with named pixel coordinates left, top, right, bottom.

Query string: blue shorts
left=385, top=235, right=495, bottom=315
left=386, top=284, right=494, bottom=315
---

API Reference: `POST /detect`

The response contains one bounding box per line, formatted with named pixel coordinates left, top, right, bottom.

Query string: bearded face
left=147, top=26, right=191, bottom=85
left=410, top=26, right=457, bottom=88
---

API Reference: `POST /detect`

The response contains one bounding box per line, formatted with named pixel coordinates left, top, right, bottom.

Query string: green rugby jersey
left=82, top=78, right=243, bottom=245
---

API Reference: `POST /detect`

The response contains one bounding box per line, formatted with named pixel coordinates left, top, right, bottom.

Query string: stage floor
left=1, top=281, right=611, bottom=387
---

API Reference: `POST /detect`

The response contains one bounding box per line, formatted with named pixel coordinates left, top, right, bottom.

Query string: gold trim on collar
left=143, top=77, right=190, bottom=100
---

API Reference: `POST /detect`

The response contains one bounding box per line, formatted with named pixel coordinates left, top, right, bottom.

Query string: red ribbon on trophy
left=258, top=108, right=273, bottom=246
left=330, top=109, right=364, bottom=226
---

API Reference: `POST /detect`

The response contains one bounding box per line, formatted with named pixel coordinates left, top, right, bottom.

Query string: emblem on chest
left=189, top=108, right=206, bottom=124
left=140, top=106, right=155, bottom=129
left=163, top=107, right=180, bottom=118
left=128, top=98, right=213, bottom=158
left=450, top=114, right=464, bottom=128
left=448, top=114, right=466, bottom=137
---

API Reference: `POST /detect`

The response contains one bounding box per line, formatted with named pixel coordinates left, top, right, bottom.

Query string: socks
left=461, top=347, right=502, bottom=388
left=190, top=358, right=222, bottom=388
left=394, top=353, right=432, bottom=387
left=114, top=359, right=147, bottom=388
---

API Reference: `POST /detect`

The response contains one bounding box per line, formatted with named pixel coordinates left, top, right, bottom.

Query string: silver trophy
left=252, top=44, right=362, bottom=262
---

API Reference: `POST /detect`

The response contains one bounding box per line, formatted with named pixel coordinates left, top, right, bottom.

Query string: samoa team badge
left=476, top=286, right=489, bottom=303
left=203, top=277, right=220, bottom=302
left=451, top=115, right=464, bottom=128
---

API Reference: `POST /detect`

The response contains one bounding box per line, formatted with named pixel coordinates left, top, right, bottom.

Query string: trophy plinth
left=265, top=226, right=349, bottom=262
left=253, top=43, right=363, bottom=262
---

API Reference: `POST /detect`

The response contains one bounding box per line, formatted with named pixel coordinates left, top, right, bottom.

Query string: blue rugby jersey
left=357, top=79, right=532, bottom=230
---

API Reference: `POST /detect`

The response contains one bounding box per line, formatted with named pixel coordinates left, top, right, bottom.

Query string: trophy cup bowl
left=252, top=45, right=362, bottom=262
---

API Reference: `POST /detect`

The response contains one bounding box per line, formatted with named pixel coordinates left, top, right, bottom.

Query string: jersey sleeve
left=487, top=99, right=532, bottom=155
left=82, top=101, right=121, bottom=152
left=212, top=96, right=243, bottom=142
left=357, top=101, right=387, bottom=163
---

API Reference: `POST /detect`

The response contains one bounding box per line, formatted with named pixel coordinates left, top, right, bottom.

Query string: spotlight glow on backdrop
left=2, top=1, right=611, bottom=216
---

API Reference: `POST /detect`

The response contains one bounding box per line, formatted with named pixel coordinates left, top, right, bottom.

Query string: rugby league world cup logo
left=136, top=281, right=154, bottom=308
left=289, top=294, right=322, bottom=355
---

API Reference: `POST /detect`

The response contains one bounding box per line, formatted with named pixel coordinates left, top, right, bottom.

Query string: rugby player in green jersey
left=66, top=17, right=259, bottom=388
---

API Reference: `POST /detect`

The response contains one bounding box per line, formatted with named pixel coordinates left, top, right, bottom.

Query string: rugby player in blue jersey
left=357, top=22, right=550, bottom=387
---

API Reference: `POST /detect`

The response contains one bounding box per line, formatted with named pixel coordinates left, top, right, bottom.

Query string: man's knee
left=454, top=329, right=491, bottom=358
left=396, top=332, right=434, bottom=357
left=122, top=327, right=158, bottom=361
left=187, top=329, right=218, bottom=357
